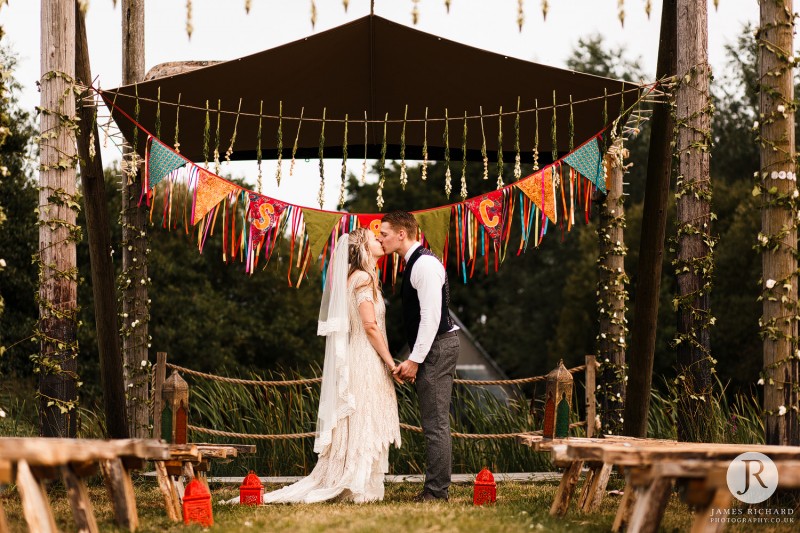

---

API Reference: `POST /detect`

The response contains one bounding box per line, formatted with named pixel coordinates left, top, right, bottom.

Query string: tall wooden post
left=624, top=0, right=677, bottom=439
left=595, top=139, right=628, bottom=435
left=38, top=0, right=78, bottom=438
left=758, top=0, right=799, bottom=446
left=74, top=0, right=129, bottom=439
left=121, top=0, right=150, bottom=438
left=674, top=0, right=714, bottom=442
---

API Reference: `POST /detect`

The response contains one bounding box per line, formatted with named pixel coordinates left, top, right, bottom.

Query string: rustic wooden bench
left=557, top=440, right=800, bottom=533
left=0, top=438, right=169, bottom=533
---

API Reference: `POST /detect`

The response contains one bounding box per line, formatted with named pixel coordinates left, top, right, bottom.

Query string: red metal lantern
left=239, top=471, right=264, bottom=505
left=473, top=468, right=497, bottom=505
left=183, top=478, right=213, bottom=527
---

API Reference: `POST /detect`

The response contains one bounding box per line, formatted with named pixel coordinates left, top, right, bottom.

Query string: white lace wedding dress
left=250, top=274, right=401, bottom=504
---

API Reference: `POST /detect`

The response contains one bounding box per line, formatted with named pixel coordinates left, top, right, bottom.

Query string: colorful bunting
left=564, top=137, right=605, bottom=192
left=303, top=209, right=345, bottom=261
left=248, top=193, right=289, bottom=239
left=192, top=166, right=239, bottom=224
left=357, top=214, right=384, bottom=238
left=414, top=207, right=451, bottom=260
left=465, top=189, right=505, bottom=245
left=515, top=167, right=558, bottom=224
left=147, top=137, right=188, bottom=190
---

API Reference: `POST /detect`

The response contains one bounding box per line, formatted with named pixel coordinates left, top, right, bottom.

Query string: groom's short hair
left=382, top=210, right=418, bottom=239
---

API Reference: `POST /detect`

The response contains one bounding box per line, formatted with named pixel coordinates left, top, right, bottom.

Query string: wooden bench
left=153, top=443, right=256, bottom=521
left=0, top=438, right=169, bottom=533
left=557, top=439, right=800, bottom=533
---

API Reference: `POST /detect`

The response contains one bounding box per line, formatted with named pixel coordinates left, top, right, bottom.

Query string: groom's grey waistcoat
left=401, top=246, right=453, bottom=349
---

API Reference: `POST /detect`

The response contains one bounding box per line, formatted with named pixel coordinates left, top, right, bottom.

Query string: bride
left=230, top=228, right=401, bottom=503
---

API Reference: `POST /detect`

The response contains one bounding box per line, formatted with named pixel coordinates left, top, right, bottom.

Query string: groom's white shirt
left=404, top=242, right=458, bottom=364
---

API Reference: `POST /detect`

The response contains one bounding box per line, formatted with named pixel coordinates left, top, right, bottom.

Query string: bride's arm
left=357, top=299, right=398, bottom=373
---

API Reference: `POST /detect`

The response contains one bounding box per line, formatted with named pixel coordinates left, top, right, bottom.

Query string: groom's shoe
left=412, top=491, right=448, bottom=502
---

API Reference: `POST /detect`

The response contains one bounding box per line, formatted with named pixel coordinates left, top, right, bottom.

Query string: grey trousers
left=415, top=334, right=460, bottom=498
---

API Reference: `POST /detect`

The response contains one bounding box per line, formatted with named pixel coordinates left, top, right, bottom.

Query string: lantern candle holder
left=543, top=360, right=574, bottom=439
left=161, top=370, right=189, bottom=444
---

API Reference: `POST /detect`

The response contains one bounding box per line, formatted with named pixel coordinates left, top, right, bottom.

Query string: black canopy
left=105, top=15, right=639, bottom=164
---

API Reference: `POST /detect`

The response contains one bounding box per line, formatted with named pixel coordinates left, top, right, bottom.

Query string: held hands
left=392, top=360, right=419, bottom=384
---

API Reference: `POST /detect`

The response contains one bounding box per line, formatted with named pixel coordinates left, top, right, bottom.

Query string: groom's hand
left=394, top=360, right=419, bottom=382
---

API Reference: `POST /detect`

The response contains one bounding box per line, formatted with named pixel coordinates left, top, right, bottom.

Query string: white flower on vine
left=777, top=105, right=786, bottom=114
left=778, top=405, right=787, bottom=416
left=0, top=259, right=6, bottom=268
left=766, top=279, right=777, bottom=289
left=140, top=360, right=147, bottom=367
left=753, top=121, right=759, bottom=129
left=757, top=378, right=765, bottom=385
left=0, top=409, right=6, bottom=418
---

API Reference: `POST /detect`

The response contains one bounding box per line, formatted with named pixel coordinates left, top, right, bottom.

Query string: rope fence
left=187, top=421, right=587, bottom=441
left=165, top=362, right=589, bottom=387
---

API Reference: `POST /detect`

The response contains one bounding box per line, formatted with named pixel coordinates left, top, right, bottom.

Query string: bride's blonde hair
left=348, top=228, right=379, bottom=299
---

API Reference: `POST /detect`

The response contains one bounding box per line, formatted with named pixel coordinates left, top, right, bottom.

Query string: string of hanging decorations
left=91, top=81, right=659, bottom=287
left=181, top=1, right=723, bottom=36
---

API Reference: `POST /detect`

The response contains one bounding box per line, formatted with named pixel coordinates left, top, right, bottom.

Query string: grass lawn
left=1, top=476, right=796, bottom=532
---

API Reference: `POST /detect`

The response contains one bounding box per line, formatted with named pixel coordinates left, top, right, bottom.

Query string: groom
left=379, top=210, right=460, bottom=502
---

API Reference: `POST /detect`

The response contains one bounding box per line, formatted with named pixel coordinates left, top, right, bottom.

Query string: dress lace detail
left=232, top=271, right=400, bottom=504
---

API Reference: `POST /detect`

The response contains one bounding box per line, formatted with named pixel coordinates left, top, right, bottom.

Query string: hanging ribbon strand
left=290, top=106, right=304, bottom=177
left=317, top=107, right=326, bottom=208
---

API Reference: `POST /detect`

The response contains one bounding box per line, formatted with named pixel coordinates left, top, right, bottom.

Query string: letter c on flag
left=479, top=199, right=499, bottom=228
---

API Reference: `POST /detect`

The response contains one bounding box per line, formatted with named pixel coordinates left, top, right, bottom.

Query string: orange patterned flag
left=515, top=167, right=558, bottom=224
left=192, top=166, right=240, bottom=224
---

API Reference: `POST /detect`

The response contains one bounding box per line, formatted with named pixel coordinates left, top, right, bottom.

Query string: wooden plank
left=0, top=438, right=169, bottom=465
left=16, top=460, right=57, bottom=533
left=611, top=482, right=636, bottom=533
left=577, top=463, right=597, bottom=509
left=182, top=461, right=196, bottom=480
left=585, top=355, right=596, bottom=438
left=174, top=476, right=186, bottom=502
left=101, top=458, right=139, bottom=531
left=167, top=444, right=201, bottom=462
left=69, top=459, right=99, bottom=478
left=154, top=461, right=180, bottom=522
left=192, top=443, right=256, bottom=454
left=565, top=441, right=800, bottom=465
left=549, top=460, right=584, bottom=517
left=61, top=463, right=99, bottom=533
left=0, top=459, right=11, bottom=484
left=194, top=445, right=239, bottom=459
left=581, top=462, right=612, bottom=513
left=691, top=487, right=732, bottom=533
left=626, top=476, right=673, bottom=533
left=706, top=460, right=800, bottom=489
left=153, top=352, right=167, bottom=440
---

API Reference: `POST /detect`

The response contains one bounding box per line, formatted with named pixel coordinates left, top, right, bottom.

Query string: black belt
left=434, top=330, right=458, bottom=341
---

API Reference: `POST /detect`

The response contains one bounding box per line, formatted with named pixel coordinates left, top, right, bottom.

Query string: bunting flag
left=357, top=214, right=384, bottom=237
left=192, top=166, right=240, bottom=224
left=414, top=207, right=451, bottom=260
left=564, top=137, right=605, bottom=192
left=303, top=209, right=345, bottom=261
left=515, top=167, right=558, bottom=224
left=465, top=189, right=505, bottom=245
left=248, top=193, right=290, bottom=239
left=147, top=137, right=188, bottom=190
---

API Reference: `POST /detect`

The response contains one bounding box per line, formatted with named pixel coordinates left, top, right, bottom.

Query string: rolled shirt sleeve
left=408, top=255, right=446, bottom=364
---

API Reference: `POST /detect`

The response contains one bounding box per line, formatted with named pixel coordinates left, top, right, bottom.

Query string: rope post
left=585, top=355, right=597, bottom=438
left=153, top=352, right=167, bottom=439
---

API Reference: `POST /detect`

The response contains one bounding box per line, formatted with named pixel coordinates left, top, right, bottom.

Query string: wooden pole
left=121, top=0, right=150, bottom=438
left=674, top=0, right=714, bottom=442
left=153, top=352, right=167, bottom=440
left=759, top=0, right=799, bottom=446
left=585, top=355, right=596, bottom=438
left=39, top=0, right=78, bottom=438
left=595, top=140, right=628, bottom=435
left=74, top=0, right=129, bottom=440
left=624, top=0, right=677, bottom=439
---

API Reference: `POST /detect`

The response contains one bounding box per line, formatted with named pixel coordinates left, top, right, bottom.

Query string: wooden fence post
left=153, top=352, right=167, bottom=440
left=585, top=355, right=597, bottom=438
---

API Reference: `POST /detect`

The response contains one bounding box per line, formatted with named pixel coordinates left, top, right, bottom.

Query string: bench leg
left=0, top=495, right=9, bottom=533
left=690, top=487, right=733, bottom=533
left=612, top=481, right=637, bottom=533
left=581, top=462, right=613, bottom=513
left=549, top=460, right=584, bottom=517
left=626, top=477, right=673, bottom=533
left=16, top=460, right=57, bottom=533
left=61, top=464, right=99, bottom=533
left=154, top=461, right=181, bottom=522
left=101, top=458, right=139, bottom=531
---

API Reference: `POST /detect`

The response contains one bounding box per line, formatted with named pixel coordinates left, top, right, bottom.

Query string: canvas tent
left=104, top=15, right=640, bottom=164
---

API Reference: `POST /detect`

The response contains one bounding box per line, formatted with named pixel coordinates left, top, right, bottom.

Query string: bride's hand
left=389, top=365, right=404, bottom=385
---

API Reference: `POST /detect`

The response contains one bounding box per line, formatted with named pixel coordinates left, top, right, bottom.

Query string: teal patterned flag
left=564, top=137, right=605, bottom=192
left=147, top=138, right=187, bottom=190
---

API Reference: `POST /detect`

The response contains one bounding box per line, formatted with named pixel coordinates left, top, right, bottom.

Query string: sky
left=1, top=0, right=761, bottom=209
